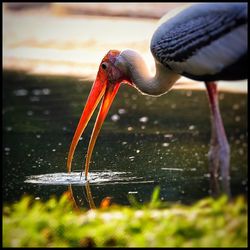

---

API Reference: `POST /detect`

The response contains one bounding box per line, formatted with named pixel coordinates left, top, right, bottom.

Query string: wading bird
left=67, top=3, right=247, bottom=180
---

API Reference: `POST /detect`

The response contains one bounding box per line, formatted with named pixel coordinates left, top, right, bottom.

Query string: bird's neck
left=119, top=49, right=180, bottom=96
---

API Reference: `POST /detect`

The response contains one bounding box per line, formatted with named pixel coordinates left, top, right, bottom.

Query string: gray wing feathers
left=151, top=3, right=247, bottom=77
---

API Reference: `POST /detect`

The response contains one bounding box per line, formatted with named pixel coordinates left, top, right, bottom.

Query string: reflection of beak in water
left=64, top=184, right=79, bottom=210
left=66, top=182, right=113, bottom=210
left=85, top=181, right=96, bottom=209
left=65, top=174, right=231, bottom=208
left=100, top=196, right=113, bottom=208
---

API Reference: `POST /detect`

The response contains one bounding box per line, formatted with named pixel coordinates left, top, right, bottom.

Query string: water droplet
left=238, top=148, right=244, bottom=155
left=6, top=126, right=12, bottom=131
left=141, top=125, right=146, bottom=129
left=188, top=125, right=195, bottom=130
left=171, top=104, right=176, bottom=109
left=162, top=143, right=169, bottom=147
left=241, top=180, right=247, bottom=186
left=139, top=116, right=148, bottom=123
left=33, top=89, right=42, bottom=96
left=219, top=93, right=224, bottom=100
left=233, top=104, right=240, bottom=110
left=27, top=110, right=34, bottom=116
left=30, top=96, right=40, bottom=102
left=204, top=173, right=211, bottom=178
left=52, top=149, right=56, bottom=152
left=118, top=108, right=126, bottom=115
left=36, top=134, right=41, bottom=139
left=240, top=134, right=245, bottom=139
left=132, top=94, right=137, bottom=100
left=146, top=101, right=153, bottom=106
left=4, top=147, right=10, bottom=151
left=111, top=114, right=120, bottom=122
left=42, top=88, right=51, bottom=95
left=128, top=191, right=138, bottom=194
left=161, top=167, right=183, bottom=171
left=14, top=89, right=28, bottom=96
left=35, top=197, right=40, bottom=200
left=129, top=156, right=135, bottom=161
left=127, top=126, right=133, bottom=131
left=164, top=134, right=173, bottom=138
left=122, top=141, right=127, bottom=145
left=235, top=139, right=240, bottom=145
left=235, top=116, right=241, bottom=122
left=136, top=149, right=140, bottom=153
left=58, top=142, right=62, bottom=146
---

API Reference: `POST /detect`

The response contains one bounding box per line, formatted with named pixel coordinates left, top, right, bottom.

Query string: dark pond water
left=3, top=70, right=248, bottom=208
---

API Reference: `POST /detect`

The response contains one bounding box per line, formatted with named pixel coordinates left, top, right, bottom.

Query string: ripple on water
left=24, top=171, right=155, bottom=186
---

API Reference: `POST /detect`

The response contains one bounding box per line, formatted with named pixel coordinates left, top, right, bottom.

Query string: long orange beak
left=67, top=70, right=121, bottom=180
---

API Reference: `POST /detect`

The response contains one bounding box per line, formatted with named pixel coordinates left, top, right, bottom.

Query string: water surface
left=3, top=70, right=248, bottom=207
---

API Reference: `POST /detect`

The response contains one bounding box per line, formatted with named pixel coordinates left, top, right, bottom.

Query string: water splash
left=25, top=171, right=155, bottom=186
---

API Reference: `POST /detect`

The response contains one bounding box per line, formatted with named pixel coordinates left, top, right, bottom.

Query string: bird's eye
left=101, top=62, right=108, bottom=70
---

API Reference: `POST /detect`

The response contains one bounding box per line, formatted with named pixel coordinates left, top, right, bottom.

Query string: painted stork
left=67, top=3, right=247, bottom=180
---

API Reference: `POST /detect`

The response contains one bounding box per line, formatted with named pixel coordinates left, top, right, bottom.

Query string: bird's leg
left=209, top=174, right=221, bottom=198
left=205, top=82, right=230, bottom=181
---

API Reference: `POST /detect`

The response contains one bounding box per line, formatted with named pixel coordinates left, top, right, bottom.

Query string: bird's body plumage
left=151, top=3, right=247, bottom=81
left=67, top=3, right=247, bottom=182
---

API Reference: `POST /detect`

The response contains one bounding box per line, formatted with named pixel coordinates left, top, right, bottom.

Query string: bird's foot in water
left=208, top=143, right=231, bottom=196
left=208, top=143, right=230, bottom=179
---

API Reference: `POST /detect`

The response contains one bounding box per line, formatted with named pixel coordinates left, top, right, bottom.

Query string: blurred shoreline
left=3, top=3, right=184, bottom=19
left=3, top=3, right=247, bottom=93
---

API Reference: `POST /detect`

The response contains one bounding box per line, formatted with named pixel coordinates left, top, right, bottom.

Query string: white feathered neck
left=118, top=49, right=180, bottom=96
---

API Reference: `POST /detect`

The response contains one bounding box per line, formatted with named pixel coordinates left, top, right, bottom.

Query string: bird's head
left=67, top=50, right=133, bottom=178
left=98, top=49, right=132, bottom=86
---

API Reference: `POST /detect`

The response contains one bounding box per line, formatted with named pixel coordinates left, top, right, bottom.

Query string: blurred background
left=3, top=2, right=247, bottom=92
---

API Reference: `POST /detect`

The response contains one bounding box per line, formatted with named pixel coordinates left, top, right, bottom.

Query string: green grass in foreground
left=3, top=188, right=247, bottom=247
